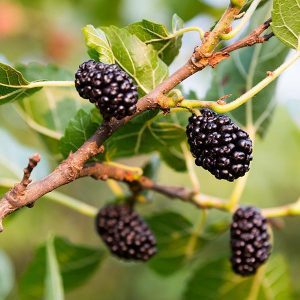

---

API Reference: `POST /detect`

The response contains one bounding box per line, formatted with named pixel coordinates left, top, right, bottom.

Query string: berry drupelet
left=95, top=204, right=157, bottom=261
left=75, top=60, right=138, bottom=120
left=230, top=206, right=271, bottom=276
left=186, top=108, right=253, bottom=181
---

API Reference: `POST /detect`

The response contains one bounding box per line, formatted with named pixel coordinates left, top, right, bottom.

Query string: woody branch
left=0, top=1, right=277, bottom=231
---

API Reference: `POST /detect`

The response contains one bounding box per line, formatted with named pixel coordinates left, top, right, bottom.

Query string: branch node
left=6, top=153, right=41, bottom=207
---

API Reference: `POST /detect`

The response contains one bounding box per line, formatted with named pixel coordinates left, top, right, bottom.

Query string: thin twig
left=0, top=153, right=40, bottom=231
left=80, top=162, right=228, bottom=211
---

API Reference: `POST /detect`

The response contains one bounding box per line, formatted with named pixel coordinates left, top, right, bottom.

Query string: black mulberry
left=230, top=206, right=271, bottom=276
left=186, top=108, right=253, bottom=181
left=75, top=60, right=138, bottom=120
left=95, top=204, right=157, bottom=261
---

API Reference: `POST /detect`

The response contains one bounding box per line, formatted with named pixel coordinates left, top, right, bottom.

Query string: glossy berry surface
left=95, top=204, right=157, bottom=261
left=230, top=206, right=271, bottom=276
left=75, top=60, right=138, bottom=120
left=186, top=108, right=253, bottom=181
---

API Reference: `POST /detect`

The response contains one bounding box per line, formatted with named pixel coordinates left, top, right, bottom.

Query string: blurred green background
left=0, top=0, right=300, bottom=299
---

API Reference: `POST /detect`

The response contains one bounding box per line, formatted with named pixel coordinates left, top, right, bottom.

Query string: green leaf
left=82, top=25, right=115, bottom=64
left=147, top=212, right=230, bottom=276
left=160, top=144, right=186, bottom=172
left=147, top=214, right=228, bottom=277
left=59, top=109, right=100, bottom=158
left=0, top=250, right=15, bottom=300
left=19, top=236, right=104, bottom=300
left=183, top=254, right=292, bottom=300
left=142, top=155, right=161, bottom=200
left=10, top=63, right=79, bottom=157
left=126, top=14, right=184, bottom=65
left=147, top=212, right=200, bottom=276
left=271, top=0, right=300, bottom=49
left=162, top=0, right=224, bottom=20
left=52, top=237, right=104, bottom=291
left=101, top=26, right=169, bottom=95
left=143, top=155, right=161, bottom=180
left=44, top=237, right=64, bottom=300
left=0, top=63, right=40, bottom=105
left=60, top=107, right=187, bottom=170
left=15, top=62, right=73, bottom=82
left=242, top=0, right=271, bottom=12
left=105, top=110, right=186, bottom=162
left=206, top=25, right=288, bottom=136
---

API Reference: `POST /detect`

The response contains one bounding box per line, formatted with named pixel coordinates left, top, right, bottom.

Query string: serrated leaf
left=13, top=63, right=84, bottom=157
left=44, top=237, right=64, bottom=300
left=101, top=26, right=169, bottom=95
left=206, top=8, right=289, bottom=136
left=0, top=63, right=40, bottom=104
left=83, top=25, right=115, bottom=64
left=52, top=237, right=104, bottom=290
left=146, top=212, right=227, bottom=276
left=19, top=236, right=104, bottom=300
left=59, top=109, right=100, bottom=158
left=126, top=14, right=184, bottom=65
left=183, top=254, right=292, bottom=300
left=271, top=0, right=300, bottom=49
left=147, top=212, right=201, bottom=276
left=105, top=110, right=186, bottom=162
left=0, top=250, right=14, bottom=300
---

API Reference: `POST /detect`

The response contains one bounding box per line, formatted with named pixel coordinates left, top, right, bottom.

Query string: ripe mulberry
left=186, top=109, right=253, bottom=181
left=75, top=60, right=138, bottom=120
left=230, top=206, right=271, bottom=276
left=95, top=204, right=157, bottom=261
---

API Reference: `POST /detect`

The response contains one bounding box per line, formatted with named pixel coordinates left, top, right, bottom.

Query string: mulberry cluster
left=186, top=108, right=253, bottom=181
left=75, top=60, right=138, bottom=120
left=95, top=204, right=157, bottom=261
left=230, top=206, right=271, bottom=276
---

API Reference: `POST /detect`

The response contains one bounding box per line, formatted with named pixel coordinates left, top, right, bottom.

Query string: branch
left=0, top=153, right=40, bottom=231
left=175, top=50, right=300, bottom=114
left=80, top=162, right=228, bottom=211
left=220, top=0, right=263, bottom=40
left=0, top=0, right=252, bottom=231
left=81, top=163, right=300, bottom=217
left=220, top=18, right=273, bottom=53
left=262, top=199, right=300, bottom=218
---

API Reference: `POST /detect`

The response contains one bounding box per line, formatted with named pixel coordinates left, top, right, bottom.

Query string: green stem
left=171, top=51, right=300, bottom=114
left=220, top=0, right=262, bottom=40
left=246, top=263, right=266, bottom=300
left=104, top=162, right=143, bottom=178
left=227, top=126, right=255, bottom=211
left=0, top=178, right=97, bottom=217
left=13, top=104, right=62, bottom=140
left=0, top=80, right=75, bottom=89
left=262, top=199, right=300, bottom=218
left=185, top=210, right=207, bottom=259
left=181, top=142, right=201, bottom=193
left=106, top=180, right=125, bottom=199
left=227, top=173, right=250, bottom=211
left=192, top=194, right=229, bottom=211
left=147, top=26, right=205, bottom=43
left=171, top=26, right=205, bottom=41
left=45, top=191, right=97, bottom=217
left=213, top=51, right=300, bottom=113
